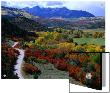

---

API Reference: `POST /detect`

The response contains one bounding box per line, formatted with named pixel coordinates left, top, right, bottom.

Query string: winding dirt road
left=12, top=42, right=25, bottom=79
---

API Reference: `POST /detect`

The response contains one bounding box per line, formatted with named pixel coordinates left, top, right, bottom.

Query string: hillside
left=1, top=6, right=49, bottom=33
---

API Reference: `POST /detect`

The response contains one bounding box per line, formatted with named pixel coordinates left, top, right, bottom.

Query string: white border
left=0, top=0, right=109, bottom=93
left=0, top=79, right=69, bottom=93
left=0, top=0, right=106, bottom=1
left=105, top=0, right=110, bottom=52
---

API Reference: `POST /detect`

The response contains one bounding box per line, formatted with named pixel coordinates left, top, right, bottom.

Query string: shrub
left=92, top=54, right=101, bottom=64
left=22, top=63, right=40, bottom=74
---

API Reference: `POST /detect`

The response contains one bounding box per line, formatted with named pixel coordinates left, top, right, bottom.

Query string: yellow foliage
left=57, top=42, right=75, bottom=52
left=74, top=45, right=85, bottom=51
left=32, top=32, right=104, bottom=52
left=95, top=46, right=103, bottom=52
left=86, top=44, right=103, bottom=52
left=35, top=37, right=44, bottom=44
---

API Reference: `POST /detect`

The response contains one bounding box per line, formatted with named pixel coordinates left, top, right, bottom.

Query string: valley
left=1, top=5, right=103, bottom=90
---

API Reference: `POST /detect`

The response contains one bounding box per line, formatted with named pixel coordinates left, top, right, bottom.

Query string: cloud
left=46, top=1, right=64, bottom=6
left=1, top=1, right=7, bottom=6
left=1, top=1, right=39, bottom=8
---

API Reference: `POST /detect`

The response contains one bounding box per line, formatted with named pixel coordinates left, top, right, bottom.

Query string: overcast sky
left=1, top=1, right=105, bottom=16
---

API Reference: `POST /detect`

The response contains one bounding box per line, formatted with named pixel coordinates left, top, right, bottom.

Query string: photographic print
left=1, top=0, right=104, bottom=90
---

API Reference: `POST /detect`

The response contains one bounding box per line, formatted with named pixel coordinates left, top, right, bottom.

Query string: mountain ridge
left=23, top=6, right=95, bottom=18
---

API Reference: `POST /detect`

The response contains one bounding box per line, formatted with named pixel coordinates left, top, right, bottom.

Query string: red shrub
left=53, top=59, right=68, bottom=71
left=25, top=49, right=33, bottom=57
left=23, top=63, right=40, bottom=74
left=67, top=64, right=80, bottom=78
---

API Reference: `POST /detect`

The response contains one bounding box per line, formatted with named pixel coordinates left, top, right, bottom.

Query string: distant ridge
left=23, top=6, right=95, bottom=18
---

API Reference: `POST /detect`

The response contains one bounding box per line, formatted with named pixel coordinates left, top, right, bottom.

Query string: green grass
left=83, top=28, right=105, bottom=33
left=73, top=38, right=105, bottom=46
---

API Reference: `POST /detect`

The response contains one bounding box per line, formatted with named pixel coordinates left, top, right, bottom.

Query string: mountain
left=2, top=16, right=27, bottom=38
left=1, top=6, right=49, bottom=33
left=23, top=6, right=95, bottom=18
left=1, top=6, right=104, bottom=37
left=1, top=6, right=40, bottom=19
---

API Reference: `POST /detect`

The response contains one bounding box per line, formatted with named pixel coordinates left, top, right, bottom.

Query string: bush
left=67, top=37, right=74, bottom=43
left=87, top=64, right=95, bottom=72
left=33, top=71, right=41, bottom=79
left=36, top=59, right=48, bottom=64
left=68, top=59, right=80, bottom=66
left=22, top=63, right=40, bottom=74
left=92, top=54, right=101, bottom=64
left=53, top=53, right=65, bottom=59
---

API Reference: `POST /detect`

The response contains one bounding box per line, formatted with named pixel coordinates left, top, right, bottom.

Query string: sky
left=1, top=1, right=105, bottom=16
